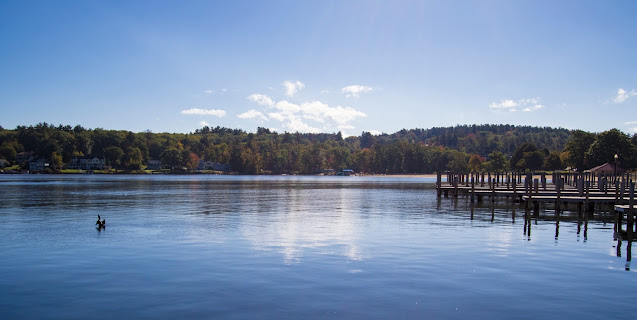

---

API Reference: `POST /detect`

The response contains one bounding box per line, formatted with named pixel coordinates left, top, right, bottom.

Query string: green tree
left=511, top=142, right=538, bottom=171
left=160, top=147, right=182, bottom=171
left=563, top=130, right=596, bottom=170
left=50, top=151, right=63, bottom=170
left=467, top=154, right=485, bottom=172
left=543, top=151, right=563, bottom=171
left=487, top=151, right=507, bottom=172
left=446, top=150, right=468, bottom=172
left=0, top=142, right=17, bottom=163
left=104, top=146, right=124, bottom=172
left=521, top=150, right=545, bottom=172
left=585, top=128, right=636, bottom=168
left=122, top=147, right=143, bottom=170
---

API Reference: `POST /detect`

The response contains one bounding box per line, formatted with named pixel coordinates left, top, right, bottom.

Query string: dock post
left=621, top=180, right=625, bottom=201
left=491, top=177, right=495, bottom=203
left=506, top=173, right=510, bottom=189
left=454, top=176, right=458, bottom=198
left=470, top=176, right=475, bottom=203
left=556, top=174, right=562, bottom=213
left=436, top=172, right=442, bottom=198
left=627, top=182, right=635, bottom=241
left=541, top=173, right=546, bottom=190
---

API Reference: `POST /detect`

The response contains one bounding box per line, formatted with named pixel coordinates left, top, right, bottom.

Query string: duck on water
left=96, top=214, right=105, bottom=228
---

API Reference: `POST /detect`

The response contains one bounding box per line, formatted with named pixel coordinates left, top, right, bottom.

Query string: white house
left=68, top=155, right=106, bottom=170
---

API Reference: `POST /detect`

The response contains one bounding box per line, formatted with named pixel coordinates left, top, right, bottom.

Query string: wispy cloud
left=489, top=99, right=518, bottom=109
left=522, top=104, right=544, bottom=112
left=238, top=110, right=268, bottom=121
left=342, top=85, right=373, bottom=98
left=247, top=94, right=275, bottom=107
left=203, top=89, right=214, bottom=94
left=613, top=88, right=637, bottom=103
left=283, top=81, right=305, bottom=97
left=489, top=97, right=543, bottom=112
left=180, top=108, right=227, bottom=117
left=199, top=120, right=210, bottom=126
left=624, top=121, right=637, bottom=132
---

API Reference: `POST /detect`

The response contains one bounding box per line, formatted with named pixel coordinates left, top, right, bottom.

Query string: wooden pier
left=436, top=170, right=637, bottom=269
left=436, top=170, right=636, bottom=236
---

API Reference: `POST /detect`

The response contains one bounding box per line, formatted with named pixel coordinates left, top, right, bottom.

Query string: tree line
left=0, top=123, right=635, bottom=173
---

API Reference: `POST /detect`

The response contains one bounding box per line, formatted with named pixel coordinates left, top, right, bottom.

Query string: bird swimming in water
left=96, top=215, right=105, bottom=228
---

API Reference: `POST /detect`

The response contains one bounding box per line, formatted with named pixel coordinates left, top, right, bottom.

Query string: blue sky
left=1, top=0, right=636, bottom=135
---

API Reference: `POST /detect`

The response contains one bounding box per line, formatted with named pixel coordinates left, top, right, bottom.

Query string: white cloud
left=283, top=81, right=305, bottom=97
left=522, top=104, right=544, bottom=112
left=624, top=121, right=637, bottom=125
left=199, top=120, right=210, bottom=126
left=300, top=101, right=367, bottom=125
left=180, top=108, right=227, bottom=117
left=287, top=117, right=320, bottom=133
left=489, top=99, right=518, bottom=109
left=238, top=110, right=268, bottom=121
left=613, top=88, right=637, bottom=103
left=519, top=98, right=540, bottom=105
left=203, top=89, right=213, bottom=94
left=489, top=97, right=543, bottom=112
left=268, top=112, right=286, bottom=122
left=630, top=127, right=637, bottom=132
left=244, top=92, right=367, bottom=133
left=274, top=100, right=302, bottom=114
left=247, top=94, right=275, bottom=107
left=368, top=130, right=382, bottom=135
left=342, top=85, right=373, bottom=98
left=337, top=125, right=355, bottom=130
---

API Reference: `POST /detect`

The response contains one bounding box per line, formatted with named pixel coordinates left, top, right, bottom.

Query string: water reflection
left=240, top=186, right=364, bottom=264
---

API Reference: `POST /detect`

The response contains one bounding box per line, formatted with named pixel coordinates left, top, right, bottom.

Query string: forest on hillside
left=0, top=123, right=635, bottom=174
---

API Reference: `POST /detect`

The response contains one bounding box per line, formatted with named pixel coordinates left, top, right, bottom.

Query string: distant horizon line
left=3, top=122, right=629, bottom=136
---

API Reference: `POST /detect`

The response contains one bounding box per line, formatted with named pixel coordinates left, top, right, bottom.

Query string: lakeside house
left=147, top=159, right=162, bottom=170
left=29, top=158, right=49, bottom=171
left=337, top=169, right=355, bottom=176
left=585, top=162, right=625, bottom=175
left=196, top=160, right=232, bottom=172
left=323, top=169, right=335, bottom=175
left=68, top=155, right=106, bottom=170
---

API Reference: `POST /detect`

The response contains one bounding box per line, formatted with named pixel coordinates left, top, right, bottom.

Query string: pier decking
left=436, top=170, right=637, bottom=242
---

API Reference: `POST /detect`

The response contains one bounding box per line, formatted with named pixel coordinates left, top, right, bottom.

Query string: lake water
left=0, top=175, right=635, bottom=319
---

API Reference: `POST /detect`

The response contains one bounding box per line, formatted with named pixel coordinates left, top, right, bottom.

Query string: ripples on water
left=0, top=175, right=635, bottom=319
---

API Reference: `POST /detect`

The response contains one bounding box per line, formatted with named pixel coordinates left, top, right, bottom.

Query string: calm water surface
left=0, top=175, right=635, bottom=319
